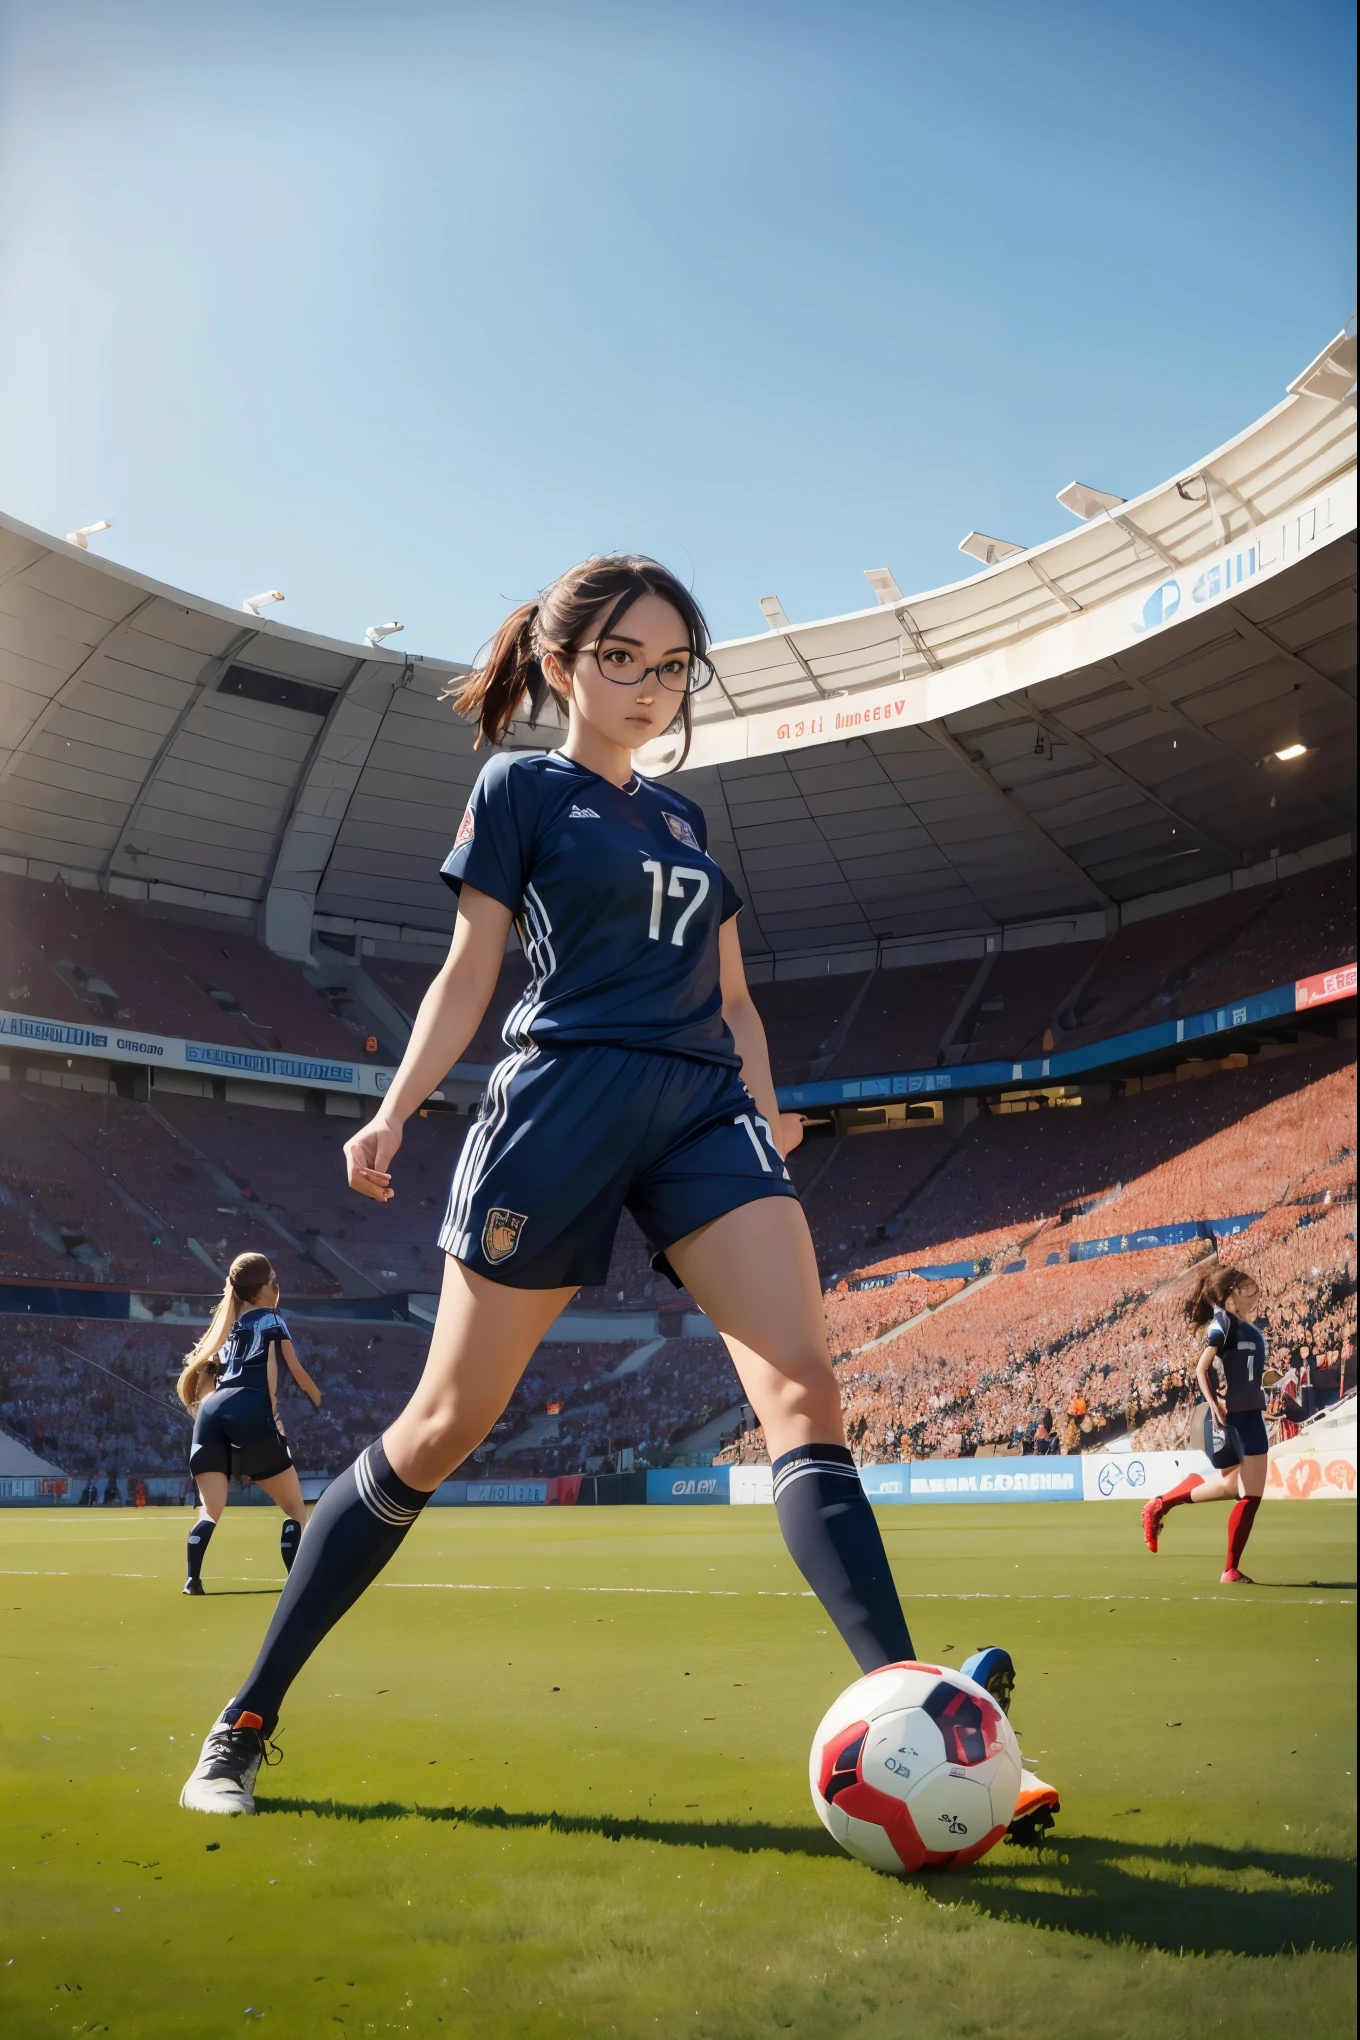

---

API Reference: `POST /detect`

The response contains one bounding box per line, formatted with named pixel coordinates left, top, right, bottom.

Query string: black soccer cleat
left=182, top=1577, right=206, bottom=1596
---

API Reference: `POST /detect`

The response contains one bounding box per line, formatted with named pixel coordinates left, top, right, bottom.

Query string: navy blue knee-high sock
left=185, top=1516, right=215, bottom=1583
left=279, top=1516, right=302, bottom=1574
left=772, top=1443, right=914, bottom=1672
left=229, top=1440, right=432, bottom=1733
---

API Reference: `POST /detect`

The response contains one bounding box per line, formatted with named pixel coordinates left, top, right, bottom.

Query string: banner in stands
left=0, top=1006, right=398, bottom=1098
left=645, top=1467, right=731, bottom=1504
left=1267, top=1441, right=1357, bottom=1499
left=1296, top=964, right=1357, bottom=1010
left=1079, top=1450, right=1211, bottom=1500
left=730, top=1461, right=1083, bottom=1503
left=777, top=966, right=1355, bottom=1111
left=1066, top=1215, right=1262, bottom=1263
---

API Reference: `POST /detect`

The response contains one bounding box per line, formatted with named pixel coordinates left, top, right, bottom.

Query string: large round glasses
left=582, top=637, right=716, bottom=696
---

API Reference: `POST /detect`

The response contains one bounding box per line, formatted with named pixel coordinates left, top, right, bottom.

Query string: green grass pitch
left=1, top=1500, right=1354, bottom=2039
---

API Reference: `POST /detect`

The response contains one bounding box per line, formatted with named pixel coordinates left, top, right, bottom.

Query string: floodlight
left=1056, top=482, right=1125, bottom=521
left=1274, top=743, right=1308, bottom=761
left=958, top=531, right=1024, bottom=566
left=365, top=622, right=404, bottom=648
left=242, top=590, right=285, bottom=616
left=864, top=568, right=904, bottom=606
left=759, top=595, right=791, bottom=630
left=66, top=521, right=111, bottom=549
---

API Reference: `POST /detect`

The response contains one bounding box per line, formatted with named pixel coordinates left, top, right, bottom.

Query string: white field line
left=0, top=1569, right=1349, bottom=1606
left=385, top=1582, right=1353, bottom=1606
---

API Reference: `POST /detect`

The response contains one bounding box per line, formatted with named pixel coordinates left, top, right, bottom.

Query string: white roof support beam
left=260, top=656, right=403, bottom=963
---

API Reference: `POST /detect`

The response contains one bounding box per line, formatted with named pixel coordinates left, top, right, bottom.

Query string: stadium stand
left=150, top=1093, right=468, bottom=1294
left=742, top=859, right=1355, bottom=1083
left=1051, top=861, right=1356, bottom=1047
left=0, top=874, right=366, bottom=1061
left=0, top=1080, right=330, bottom=1291
left=725, top=1043, right=1356, bottom=1465
left=364, top=949, right=533, bottom=1064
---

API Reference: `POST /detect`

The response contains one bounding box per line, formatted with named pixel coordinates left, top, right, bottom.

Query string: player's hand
left=775, top=1111, right=804, bottom=1159
left=345, top=1117, right=401, bottom=1202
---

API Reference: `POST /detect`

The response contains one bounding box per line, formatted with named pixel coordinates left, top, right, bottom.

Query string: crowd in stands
left=725, top=1045, right=1356, bottom=1466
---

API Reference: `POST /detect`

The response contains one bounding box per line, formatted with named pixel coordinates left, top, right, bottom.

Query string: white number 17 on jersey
left=642, top=859, right=709, bottom=945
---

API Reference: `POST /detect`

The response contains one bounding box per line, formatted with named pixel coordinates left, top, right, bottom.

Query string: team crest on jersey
left=482, top=1208, right=527, bottom=1263
left=663, top=811, right=700, bottom=851
left=453, top=804, right=475, bottom=850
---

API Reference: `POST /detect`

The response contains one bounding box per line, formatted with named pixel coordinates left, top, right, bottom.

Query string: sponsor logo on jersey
left=568, top=804, right=600, bottom=819
left=453, top=805, right=475, bottom=850
left=662, top=811, right=701, bottom=851
left=482, top=1207, right=527, bottom=1262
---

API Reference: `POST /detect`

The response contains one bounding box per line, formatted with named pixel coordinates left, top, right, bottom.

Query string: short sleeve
left=1205, top=1308, right=1229, bottom=1349
left=719, top=869, right=743, bottom=922
left=440, top=755, right=531, bottom=914
left=268, top=1311, right=291, bottom=1344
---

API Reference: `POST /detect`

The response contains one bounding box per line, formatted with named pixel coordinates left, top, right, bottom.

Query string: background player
left=177, top=1252, right=322, bottom=1595
left=1141, top=1266, right=1270, bottom=1583
left=177, top=555, right=1056, bottom=1820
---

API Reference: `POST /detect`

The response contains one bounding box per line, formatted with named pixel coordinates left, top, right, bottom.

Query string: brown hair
left=177, top=1251, right=276, bottom=1411
left=446, top=555, right=711, bottom=769
left=1188, top=1264, right=1253, bottom=1327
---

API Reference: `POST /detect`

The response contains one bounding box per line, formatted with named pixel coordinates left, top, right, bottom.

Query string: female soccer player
left=1141, top=1266, right=1269, bottom=1583
left=179, top=556, right=1054, bottom=1828
left=178, top=1252, right=322, bottom=1596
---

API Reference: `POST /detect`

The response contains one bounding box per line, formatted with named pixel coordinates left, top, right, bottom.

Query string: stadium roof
left=0, top=325, right=1354, bottom=965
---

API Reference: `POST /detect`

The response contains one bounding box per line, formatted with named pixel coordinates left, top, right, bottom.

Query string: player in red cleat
left=1140, top=1266, right=1269, bottom=1581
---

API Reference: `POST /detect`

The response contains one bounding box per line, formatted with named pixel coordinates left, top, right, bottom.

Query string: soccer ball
left=809, top=1662, right=1021, bottom=1874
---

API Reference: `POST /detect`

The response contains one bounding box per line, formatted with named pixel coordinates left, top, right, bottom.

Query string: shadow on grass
left=261, top=1794, right=842, bottom=1860
left=205, top=1588, right=284, bottom=1597
left=260, top=1798, right=1354, bottom=1954
left=1270, top=1580, right=1356, bottom=1591
left=933, top=1833, right=1357, bottom=1957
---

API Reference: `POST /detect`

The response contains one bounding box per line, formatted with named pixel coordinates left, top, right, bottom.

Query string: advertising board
left=645, top=1468, right=731, bottom=1505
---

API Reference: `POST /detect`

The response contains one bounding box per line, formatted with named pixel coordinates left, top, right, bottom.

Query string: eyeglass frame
left=576, top=637, right=716, bottom=697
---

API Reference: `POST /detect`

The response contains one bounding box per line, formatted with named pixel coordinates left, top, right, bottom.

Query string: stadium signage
left=688, top=474, right=1355, bottom=770
left=0, top=1007, right=399, bottom=1098
left=645, top=1468, right=731, bottom=1504
left=777, top=967, right=1355, bottom=1110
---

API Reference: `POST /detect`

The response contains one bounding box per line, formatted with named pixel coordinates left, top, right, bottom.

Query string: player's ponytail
left=1187, top=1264, right=1250, bottom=1327
left=177, top=1251, right=275, bottom=1410
left=446, top=555, right=710, bottom=769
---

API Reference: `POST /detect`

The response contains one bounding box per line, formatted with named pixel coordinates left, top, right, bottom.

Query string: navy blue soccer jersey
left=215, top=1307, right=290, bottom=1395
left=440, top=751, right=743, bottom=1065
left=1205, top=1306, right=1268, bottom=1413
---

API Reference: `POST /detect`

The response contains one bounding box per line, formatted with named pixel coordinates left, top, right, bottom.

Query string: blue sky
left=0, top=0, right=1354, bottom=659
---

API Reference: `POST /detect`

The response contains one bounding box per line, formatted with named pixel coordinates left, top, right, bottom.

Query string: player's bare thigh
left=383, top=1252, right=576, bottom=1491
left=256, top=1465, right=307, bottom=1521
left=1236, top=1453, right=1267, bottom=1499
left=664, top=1195, right=845, bottom=1457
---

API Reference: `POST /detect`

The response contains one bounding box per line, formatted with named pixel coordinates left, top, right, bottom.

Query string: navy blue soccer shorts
left=438, top=1044, right=800, bottom=1289
left=1202, top=1406, right=1270, bottom=1469
left=190, top=1387, right=294, bottom=1482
